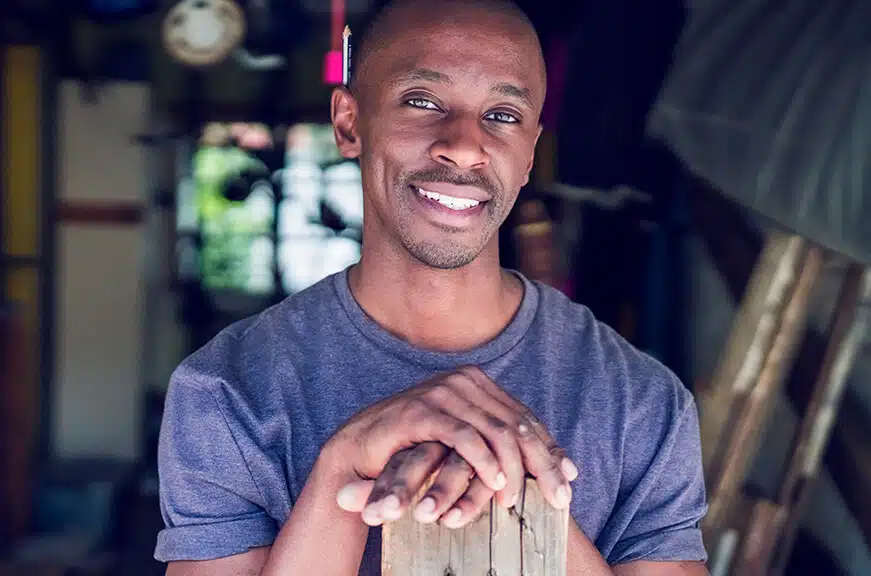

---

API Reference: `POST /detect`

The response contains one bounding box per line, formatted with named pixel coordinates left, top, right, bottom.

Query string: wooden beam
left=702, top=237, right=824, bottom=540
left=688, top=176, right=871, bottom=552
left=57, top=200, right=145, bottom=225
left=769, top=265, right=871, bottom=575
left=730, top=264, right=869, bottom=575
left=382, top=479, right=568, bottom=576
left=695, top=231, right=807, bottom=472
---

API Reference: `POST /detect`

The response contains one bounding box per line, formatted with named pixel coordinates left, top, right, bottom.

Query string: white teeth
left=416, top=187, right=481, bottom=210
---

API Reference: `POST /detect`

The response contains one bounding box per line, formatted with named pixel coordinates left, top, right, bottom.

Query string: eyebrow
left=492, top=82, right=534, bottom=109
left=391, top=68, right=535, bottom=109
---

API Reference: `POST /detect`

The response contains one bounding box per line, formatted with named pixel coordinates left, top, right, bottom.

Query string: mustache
left=403, top=166, right=499, bottom=198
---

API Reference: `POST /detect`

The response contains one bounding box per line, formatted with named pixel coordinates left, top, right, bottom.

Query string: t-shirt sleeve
left=154, top=369, right=278, bottom=562
left=608, top=396, right=709, bottom=565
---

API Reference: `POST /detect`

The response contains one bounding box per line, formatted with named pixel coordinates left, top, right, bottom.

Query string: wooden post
left=382, top=479, right=569, bottom=576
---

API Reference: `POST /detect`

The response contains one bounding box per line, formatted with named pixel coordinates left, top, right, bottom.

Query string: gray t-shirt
left=155, top=268, right=708, bottom=573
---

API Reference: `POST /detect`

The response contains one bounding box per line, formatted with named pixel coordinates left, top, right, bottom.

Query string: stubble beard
left=393, top=187, right=502, bottom=270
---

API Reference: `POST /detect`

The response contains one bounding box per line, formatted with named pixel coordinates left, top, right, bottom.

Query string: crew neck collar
left=332, top=266, right=540, bottom=369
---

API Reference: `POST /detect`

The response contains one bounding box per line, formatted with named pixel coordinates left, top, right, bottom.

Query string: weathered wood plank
left=689, top=176, right=871, bottom=553
left=382, top=478, right=568, bottom=576
left=698, top=229, right=806, bottom=475
left=702, top=236, right=824, bottom=541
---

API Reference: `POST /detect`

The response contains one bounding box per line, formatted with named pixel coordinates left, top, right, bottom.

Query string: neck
left=349, top=241, right=524, bottom=352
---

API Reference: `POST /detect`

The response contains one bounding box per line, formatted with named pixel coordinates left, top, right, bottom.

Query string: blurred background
left=2, top=0, right=871, bottom=574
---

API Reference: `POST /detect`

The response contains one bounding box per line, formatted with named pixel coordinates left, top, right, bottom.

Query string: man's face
left=332, top=8, right=545, bottom=269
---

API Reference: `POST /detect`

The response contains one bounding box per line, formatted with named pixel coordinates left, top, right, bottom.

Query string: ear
left=521, top=124, right=544, bottom=187
left=331, top=87, right=362, bottom=159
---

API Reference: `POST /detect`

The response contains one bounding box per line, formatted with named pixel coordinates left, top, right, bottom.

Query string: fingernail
left=414, top=497, right=437, bottom=522
left=381, top=495, right=402, bottom=520
left=336, top=484, right=357, bottom=510
left=495, top=472, right=507, bottom=490
left=561, top=458, right=579, bottom=481
left=361, top=503, right=382, bottom=525
left=555, top=485, right=571, bottom=509
left=443, top=508, right=463, bottom=528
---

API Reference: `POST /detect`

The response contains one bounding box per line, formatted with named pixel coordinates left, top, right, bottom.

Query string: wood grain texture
left=382, top=478, right=568, bottom=576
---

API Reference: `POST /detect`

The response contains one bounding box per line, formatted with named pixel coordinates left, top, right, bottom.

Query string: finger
left=457, top=366, right=577, bottom=506
left=363, top=442, right=449, bottom=525
left=441, top=476, right=495, bottom=529
left=336, top=479, right=375, bottom=513
left=424, top=381, right=525, bottom=509
left=460, top=366, right=564, bottom=458
left=413, top=450, right=475, bottom=524
left=398, top=402, right=507, bottom=493
left=515, top=421, right=572, bottom=509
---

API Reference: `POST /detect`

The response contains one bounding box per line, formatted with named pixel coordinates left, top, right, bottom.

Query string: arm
left=565, top=520, right=708, bottom=576
left=258, top=441, right=370, bottom=576
left=605, top=390, right=709, bottom=573
left=162, top=366, right=572, bottom=575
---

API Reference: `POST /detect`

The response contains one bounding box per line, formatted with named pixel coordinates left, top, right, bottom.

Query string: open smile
left=415, top=186, right=482, bottom=211
left=409, top=182, right=490, bottom=228
left=409, top=184, right=489, bottom=226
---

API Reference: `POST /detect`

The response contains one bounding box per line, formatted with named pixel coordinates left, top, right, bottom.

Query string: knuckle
left=413, top=441, right=444, bottom=462
left=486, top=414, right=509, bottom=434
left=517, top=419, right=537, bottom=439
left=451, top=420, right=475, bottom=440
left=389, top=480, right=410, bottom=501
left=546, top=458, right=563, bottom=475
left=404, top=397, right=431, bottom=420
left=424, top=385, right=452, bottom=405
left=521, top=408, right=539, bottom=424
left=455, top=365, right=481, bottom=380
left=424, top=483, right=451, bottom=502
left=548, top=443, right=566, bottom=459
left=447, top=368, right=477, bottom=389
left=446, top=457, right=473, bottom=477
left=455, top=495, right=476, bottom=511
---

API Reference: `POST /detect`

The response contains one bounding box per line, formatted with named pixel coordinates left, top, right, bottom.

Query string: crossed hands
left=324, top=366, right=578, bottom=530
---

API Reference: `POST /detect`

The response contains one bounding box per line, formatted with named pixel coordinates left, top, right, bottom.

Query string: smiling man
left=155, top=1, right=709, bottom=575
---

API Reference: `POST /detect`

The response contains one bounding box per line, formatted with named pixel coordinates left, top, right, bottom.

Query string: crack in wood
left=382, top=479, right=566, bottom=575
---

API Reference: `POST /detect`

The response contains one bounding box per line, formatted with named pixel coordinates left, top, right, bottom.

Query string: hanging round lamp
left=162, top=0, right=246, bottom=67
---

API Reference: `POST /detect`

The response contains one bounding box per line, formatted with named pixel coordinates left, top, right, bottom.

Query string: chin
left=403, top=237, right=488, bottom=270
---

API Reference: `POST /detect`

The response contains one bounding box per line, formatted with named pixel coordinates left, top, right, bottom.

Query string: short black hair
left=349, top=0, right=535, bottom=91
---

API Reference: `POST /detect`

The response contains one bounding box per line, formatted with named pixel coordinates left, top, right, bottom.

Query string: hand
left=337, top=442, right=498, bottom=529
left=328, top=366, right=579, bottom=526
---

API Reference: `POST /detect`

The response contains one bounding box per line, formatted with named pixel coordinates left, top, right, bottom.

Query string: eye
left=405, top=98, right=441, bottom=111
left=484, top=111, right=519, bottom=124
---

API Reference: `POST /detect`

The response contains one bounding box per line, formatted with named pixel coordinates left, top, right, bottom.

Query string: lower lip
left=410, top=186, right=487, bottom=225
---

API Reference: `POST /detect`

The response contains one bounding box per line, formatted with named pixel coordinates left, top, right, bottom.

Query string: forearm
left=567, top=519, right=614, bottom=576
left=260, top=447, right=369, bottom=576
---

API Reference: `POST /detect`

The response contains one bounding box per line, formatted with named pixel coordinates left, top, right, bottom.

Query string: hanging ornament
left=162, top=0, right=246, bottom=67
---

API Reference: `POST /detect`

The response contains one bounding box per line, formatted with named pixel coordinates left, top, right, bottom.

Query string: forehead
left=368, top=14, right=545, bottom=104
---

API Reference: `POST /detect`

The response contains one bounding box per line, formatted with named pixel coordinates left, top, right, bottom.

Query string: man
left=155, top=0, right=709, bottom=574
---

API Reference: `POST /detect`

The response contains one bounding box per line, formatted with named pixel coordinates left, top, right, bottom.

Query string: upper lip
left=411, top=182, right=491, bottom=202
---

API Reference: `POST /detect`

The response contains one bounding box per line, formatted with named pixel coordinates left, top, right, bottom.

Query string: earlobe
left=331, top=87, right=362, bottom=159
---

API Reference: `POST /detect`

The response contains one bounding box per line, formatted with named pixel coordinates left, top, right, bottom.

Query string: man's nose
left=429, top=114, right=490, bottom=171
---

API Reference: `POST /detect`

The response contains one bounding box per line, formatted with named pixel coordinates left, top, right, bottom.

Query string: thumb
left=336, top=479, right=376, bottom=512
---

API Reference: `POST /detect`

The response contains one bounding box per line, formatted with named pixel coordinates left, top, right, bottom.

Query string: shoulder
left=166, top=274, right=342, bottom=415
left=533, top=281, right=696, bottom=429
